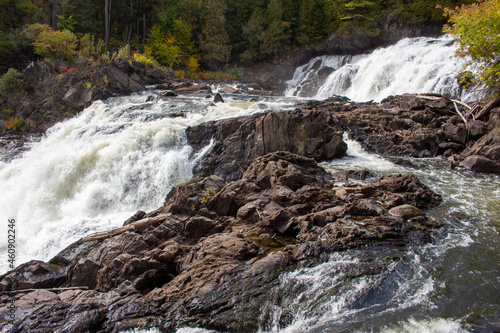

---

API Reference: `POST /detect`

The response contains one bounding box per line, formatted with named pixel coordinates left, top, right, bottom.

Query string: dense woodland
left=0, top=0, right=475, bottom=73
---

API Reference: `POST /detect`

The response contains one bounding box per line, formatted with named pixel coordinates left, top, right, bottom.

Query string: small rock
left=19, top=289, right=59, bottom=304
left=162, top=90, right=178, bottom=97
left=214, top=93, right=224, bottom=103
left=388, top=204, right=425, bottom=220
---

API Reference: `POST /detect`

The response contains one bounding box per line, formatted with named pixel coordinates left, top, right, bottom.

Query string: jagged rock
left=0, top=151, right=444, bottom=333
left=293, top=66, right=335, bottom=97
left=0, top=260, right=65, bottom=291
left=186, top=109, right=347, bottom=181
left=22, top=61, right=50, bottom=86
left=461, top=128, right=500, bottom=161
left=469, top=120, right=492, bottom=140
left=62, top=84, right=93, bottom=110
left=109, top=64, right=145, bottom=93
left=459, top=155, right=500, bottom=175
left=442, top=122, right=467, bottom=144
left=214, top=92, right=224, bottom=103
left=17, top=289, right=60, bottom=305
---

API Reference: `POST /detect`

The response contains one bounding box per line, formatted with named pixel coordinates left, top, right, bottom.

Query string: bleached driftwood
left=1, top=286, right=89, bottom=294
left=82, top=213, right=171, bottom=242
left=452, top=100, right=469, bottom=126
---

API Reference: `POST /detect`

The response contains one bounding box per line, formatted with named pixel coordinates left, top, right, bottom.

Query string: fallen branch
left=82, top=213, right=171, bottom=242
left=2, top=286, right=89, bottom=295
left=474, top=97, right=500, bottom=120
left=416, top=94, right=442, bottom=100
left=451, top=99, right=472, bottom=110
left=452, top=100, right=469, bottom=126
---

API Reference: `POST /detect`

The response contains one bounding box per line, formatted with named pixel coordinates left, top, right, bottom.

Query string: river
left=0, top=36, right=498, bottom=332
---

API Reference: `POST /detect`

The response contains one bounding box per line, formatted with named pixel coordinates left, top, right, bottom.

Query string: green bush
left=227, top=66, right=246, bottom=80
left=33, top=28, right=78, bottom=63
left=78, top=33, right=107, bottom=59
left=0, top=68, right=26, bottom=97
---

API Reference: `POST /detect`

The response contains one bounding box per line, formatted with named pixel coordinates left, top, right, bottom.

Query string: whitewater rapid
left=0, top=93, right=299, bottom=273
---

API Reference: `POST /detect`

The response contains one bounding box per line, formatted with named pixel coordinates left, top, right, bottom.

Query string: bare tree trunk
left=105, top=0, right=111, bottom=49
left=125, top=0, right=133, bottom=45
left=50, top=1, right=57, bottom=30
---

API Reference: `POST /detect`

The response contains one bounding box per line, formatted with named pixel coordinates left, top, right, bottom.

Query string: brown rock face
left=186, top=109, right=347, bottom=181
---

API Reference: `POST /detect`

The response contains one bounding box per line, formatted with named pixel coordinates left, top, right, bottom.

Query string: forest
left=0, top=0, right=475, bottom=74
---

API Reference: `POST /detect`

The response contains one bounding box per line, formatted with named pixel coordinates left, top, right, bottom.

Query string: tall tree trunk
left=105, top=0, right=111, bottom=50
left=50, top=1, right=57, bottom=30
left=126, top=0, right=133, bottom=45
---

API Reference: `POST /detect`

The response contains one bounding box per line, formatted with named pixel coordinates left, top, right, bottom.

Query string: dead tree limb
left=474, top=97, right=500, bottom=120
left=82, top=213, right=171, bottom=242
left=452, top=100, right=469, bottom=125
left=2, top=286, right=89, bottom=294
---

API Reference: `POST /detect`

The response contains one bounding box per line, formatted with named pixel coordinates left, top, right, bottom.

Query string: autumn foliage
left=443, top=0, right=500, bottom=94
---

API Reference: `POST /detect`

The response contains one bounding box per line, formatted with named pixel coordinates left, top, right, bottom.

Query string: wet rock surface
left=1, top=151, right=442, bottom=332
left=186, top=109, right=347, bottom=181
left=295, top=94, right=500, bottom=174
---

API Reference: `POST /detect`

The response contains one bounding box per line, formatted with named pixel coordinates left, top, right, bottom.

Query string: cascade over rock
left=0, top=151, right=442, bottom=332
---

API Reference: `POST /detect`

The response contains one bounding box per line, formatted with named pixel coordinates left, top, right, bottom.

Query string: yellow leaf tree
left=443, top=0, right=500, bottom=95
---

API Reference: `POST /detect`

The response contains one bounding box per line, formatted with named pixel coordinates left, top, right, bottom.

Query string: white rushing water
left=285, top=36, right=481, bottom=102
left=0, top=93, right=299, bottom=273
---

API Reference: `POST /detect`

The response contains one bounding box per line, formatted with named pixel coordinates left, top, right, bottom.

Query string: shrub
left=132, top=46, right=159, bottom=67
left=5, top=116, right=24, bottom=131
left=1, top=105, right=13, bottom=115
left=187, top=56, right=200, bottom=73
left=116, top=44, right=130, bottom=59
left=227, top=66, right=246, bottom=80
left=0, top=68, right=26, bottom=97
left=147, top=26, right=181, bottom=68
left=78, top=33, right=107, bottom=59
left=33, top=29, right=78, bottom=63
left=174, top=70, right=185, bottom=79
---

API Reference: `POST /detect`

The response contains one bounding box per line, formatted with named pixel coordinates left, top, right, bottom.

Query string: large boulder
left=459, top=155, right=500, bottom=175
left=461, top=128, right=500, bottom=162
left=186, top=109, right=347, bottom=181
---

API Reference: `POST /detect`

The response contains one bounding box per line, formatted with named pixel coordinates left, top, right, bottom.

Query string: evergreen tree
left=199, top=0, right=231, bottom=69
left=260, top=0, right=289, bottom=56
left=241, top=8, right=266, bottom=63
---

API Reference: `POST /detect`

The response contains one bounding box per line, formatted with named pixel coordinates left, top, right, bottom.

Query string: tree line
left=0, top=0, right=475, bottom=73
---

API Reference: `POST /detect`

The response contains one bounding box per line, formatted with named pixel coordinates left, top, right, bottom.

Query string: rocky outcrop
left=0, top=59, right=175, bottom=133
left=186, top=109, right=347, bottom=181
left=280, top=94, right=500, bottom=175
left=0, top=151, right=442, bottom=332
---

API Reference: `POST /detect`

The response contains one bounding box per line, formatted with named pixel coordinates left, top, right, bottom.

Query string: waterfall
left=0, top=93, right=299, bottom=273
left=285, top=36, right=480, bottom=102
